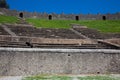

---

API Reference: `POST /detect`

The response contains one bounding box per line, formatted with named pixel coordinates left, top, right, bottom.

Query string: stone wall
left=0, top=8, right=120, bottom=20
left=0, top=48, right=120, bottom=76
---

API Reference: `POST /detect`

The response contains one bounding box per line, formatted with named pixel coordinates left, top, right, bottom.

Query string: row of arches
left=19, top=12, right=106, bottom=20
left=75, top=16, right=106, bottom=20
left=19, top=12, right=53, bottom=20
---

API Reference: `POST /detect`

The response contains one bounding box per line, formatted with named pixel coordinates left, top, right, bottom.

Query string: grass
left=0, top=15, right=18, bottom=24
left=79, top=20, right=120, bottom=33
left=27, top=18, right=120, bottom=33
left=26, top=19, right=73, bottom=29
left=78, top=76, right=119, bottom=80
left=22, top=75, right=120, bottom=80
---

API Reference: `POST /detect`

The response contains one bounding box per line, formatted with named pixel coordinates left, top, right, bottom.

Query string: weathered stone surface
left=0, top=48, right=120, bottom=76
left=0, top=35, right=94, bottom=44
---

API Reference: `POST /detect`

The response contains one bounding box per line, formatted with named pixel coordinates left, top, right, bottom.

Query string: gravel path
left=0, top=76, right=23, bottom=80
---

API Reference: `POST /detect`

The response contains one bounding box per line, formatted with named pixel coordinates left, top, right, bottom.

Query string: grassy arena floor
left=27, top=19, right=120, bottom=33
left=22, top=74, right=120, bottom=80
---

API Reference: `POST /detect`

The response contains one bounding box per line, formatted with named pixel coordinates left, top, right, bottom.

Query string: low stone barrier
left=0, top=35, right=95, bottom=45
left=0, top=48, right=120, bottom=76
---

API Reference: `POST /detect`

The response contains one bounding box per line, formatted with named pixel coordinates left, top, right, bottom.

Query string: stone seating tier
left=73, top=28, right=104, bottom=39
left=8, top=25, right=85, bottom=39
left=0, top=40, right=112, bottom=49
left=0, top=26, right=10, bottom=35
left=74, top=28, right=120, bottom=39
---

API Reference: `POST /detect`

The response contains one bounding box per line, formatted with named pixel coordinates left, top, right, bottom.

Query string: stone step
left=0, top=40, right=110, bottom=49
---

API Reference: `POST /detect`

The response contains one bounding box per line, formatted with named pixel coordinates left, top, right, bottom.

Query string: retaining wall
left=0, top=48, right=120, bottom=76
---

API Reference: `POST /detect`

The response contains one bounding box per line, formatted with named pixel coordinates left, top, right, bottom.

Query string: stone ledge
left=0, top=35, right=95, bottom=44
left=0, top=47, right=120, bottom=53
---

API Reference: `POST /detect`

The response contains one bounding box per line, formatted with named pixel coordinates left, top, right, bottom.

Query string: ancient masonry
left=0, top=8, right=120, bottom=20
left=0, top=8, right=120, bottom=76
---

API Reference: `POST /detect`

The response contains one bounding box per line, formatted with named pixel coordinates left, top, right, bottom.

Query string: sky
left=7, top=0, right=120, bottom=14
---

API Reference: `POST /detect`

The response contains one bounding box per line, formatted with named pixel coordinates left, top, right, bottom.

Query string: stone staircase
left=0, top=40, right=114, bottom=49
left=5, top=23, right=85, bottom=39
left=33, top=44, right=109, bottom=49
left=0, top=19, right=119, bottom=49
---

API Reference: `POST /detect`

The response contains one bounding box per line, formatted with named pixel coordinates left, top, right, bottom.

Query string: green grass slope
left=79, top=20, right=120, bottom=33
left=0, top=15, right=119, bottom=33
left=22, top=75, right=120, bottom=80
left=0, top=15, right=18, bottom=24
left=27, top=18, right=120, bottom=33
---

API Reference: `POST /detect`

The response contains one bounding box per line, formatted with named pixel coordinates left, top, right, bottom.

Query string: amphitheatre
left=0, top=8, right=120, bottom=78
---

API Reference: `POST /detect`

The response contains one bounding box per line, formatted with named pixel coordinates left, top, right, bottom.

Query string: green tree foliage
left=0, top=0, right=9, bottom=9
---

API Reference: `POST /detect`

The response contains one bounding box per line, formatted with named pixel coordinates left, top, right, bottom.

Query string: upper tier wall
left=0, top=8, right=120, bottom=20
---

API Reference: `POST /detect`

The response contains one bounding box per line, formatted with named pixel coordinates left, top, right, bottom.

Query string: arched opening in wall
left=19, top=12, right=23, bottom=18
left=48, top=15, right=52, bottom=20
left=75, top=16, right=79, bottom=21
left=102, top=16, right=106, bottom=20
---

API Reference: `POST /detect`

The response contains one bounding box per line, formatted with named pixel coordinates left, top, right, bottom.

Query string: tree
left=0, top=0, right=9, bottom=9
